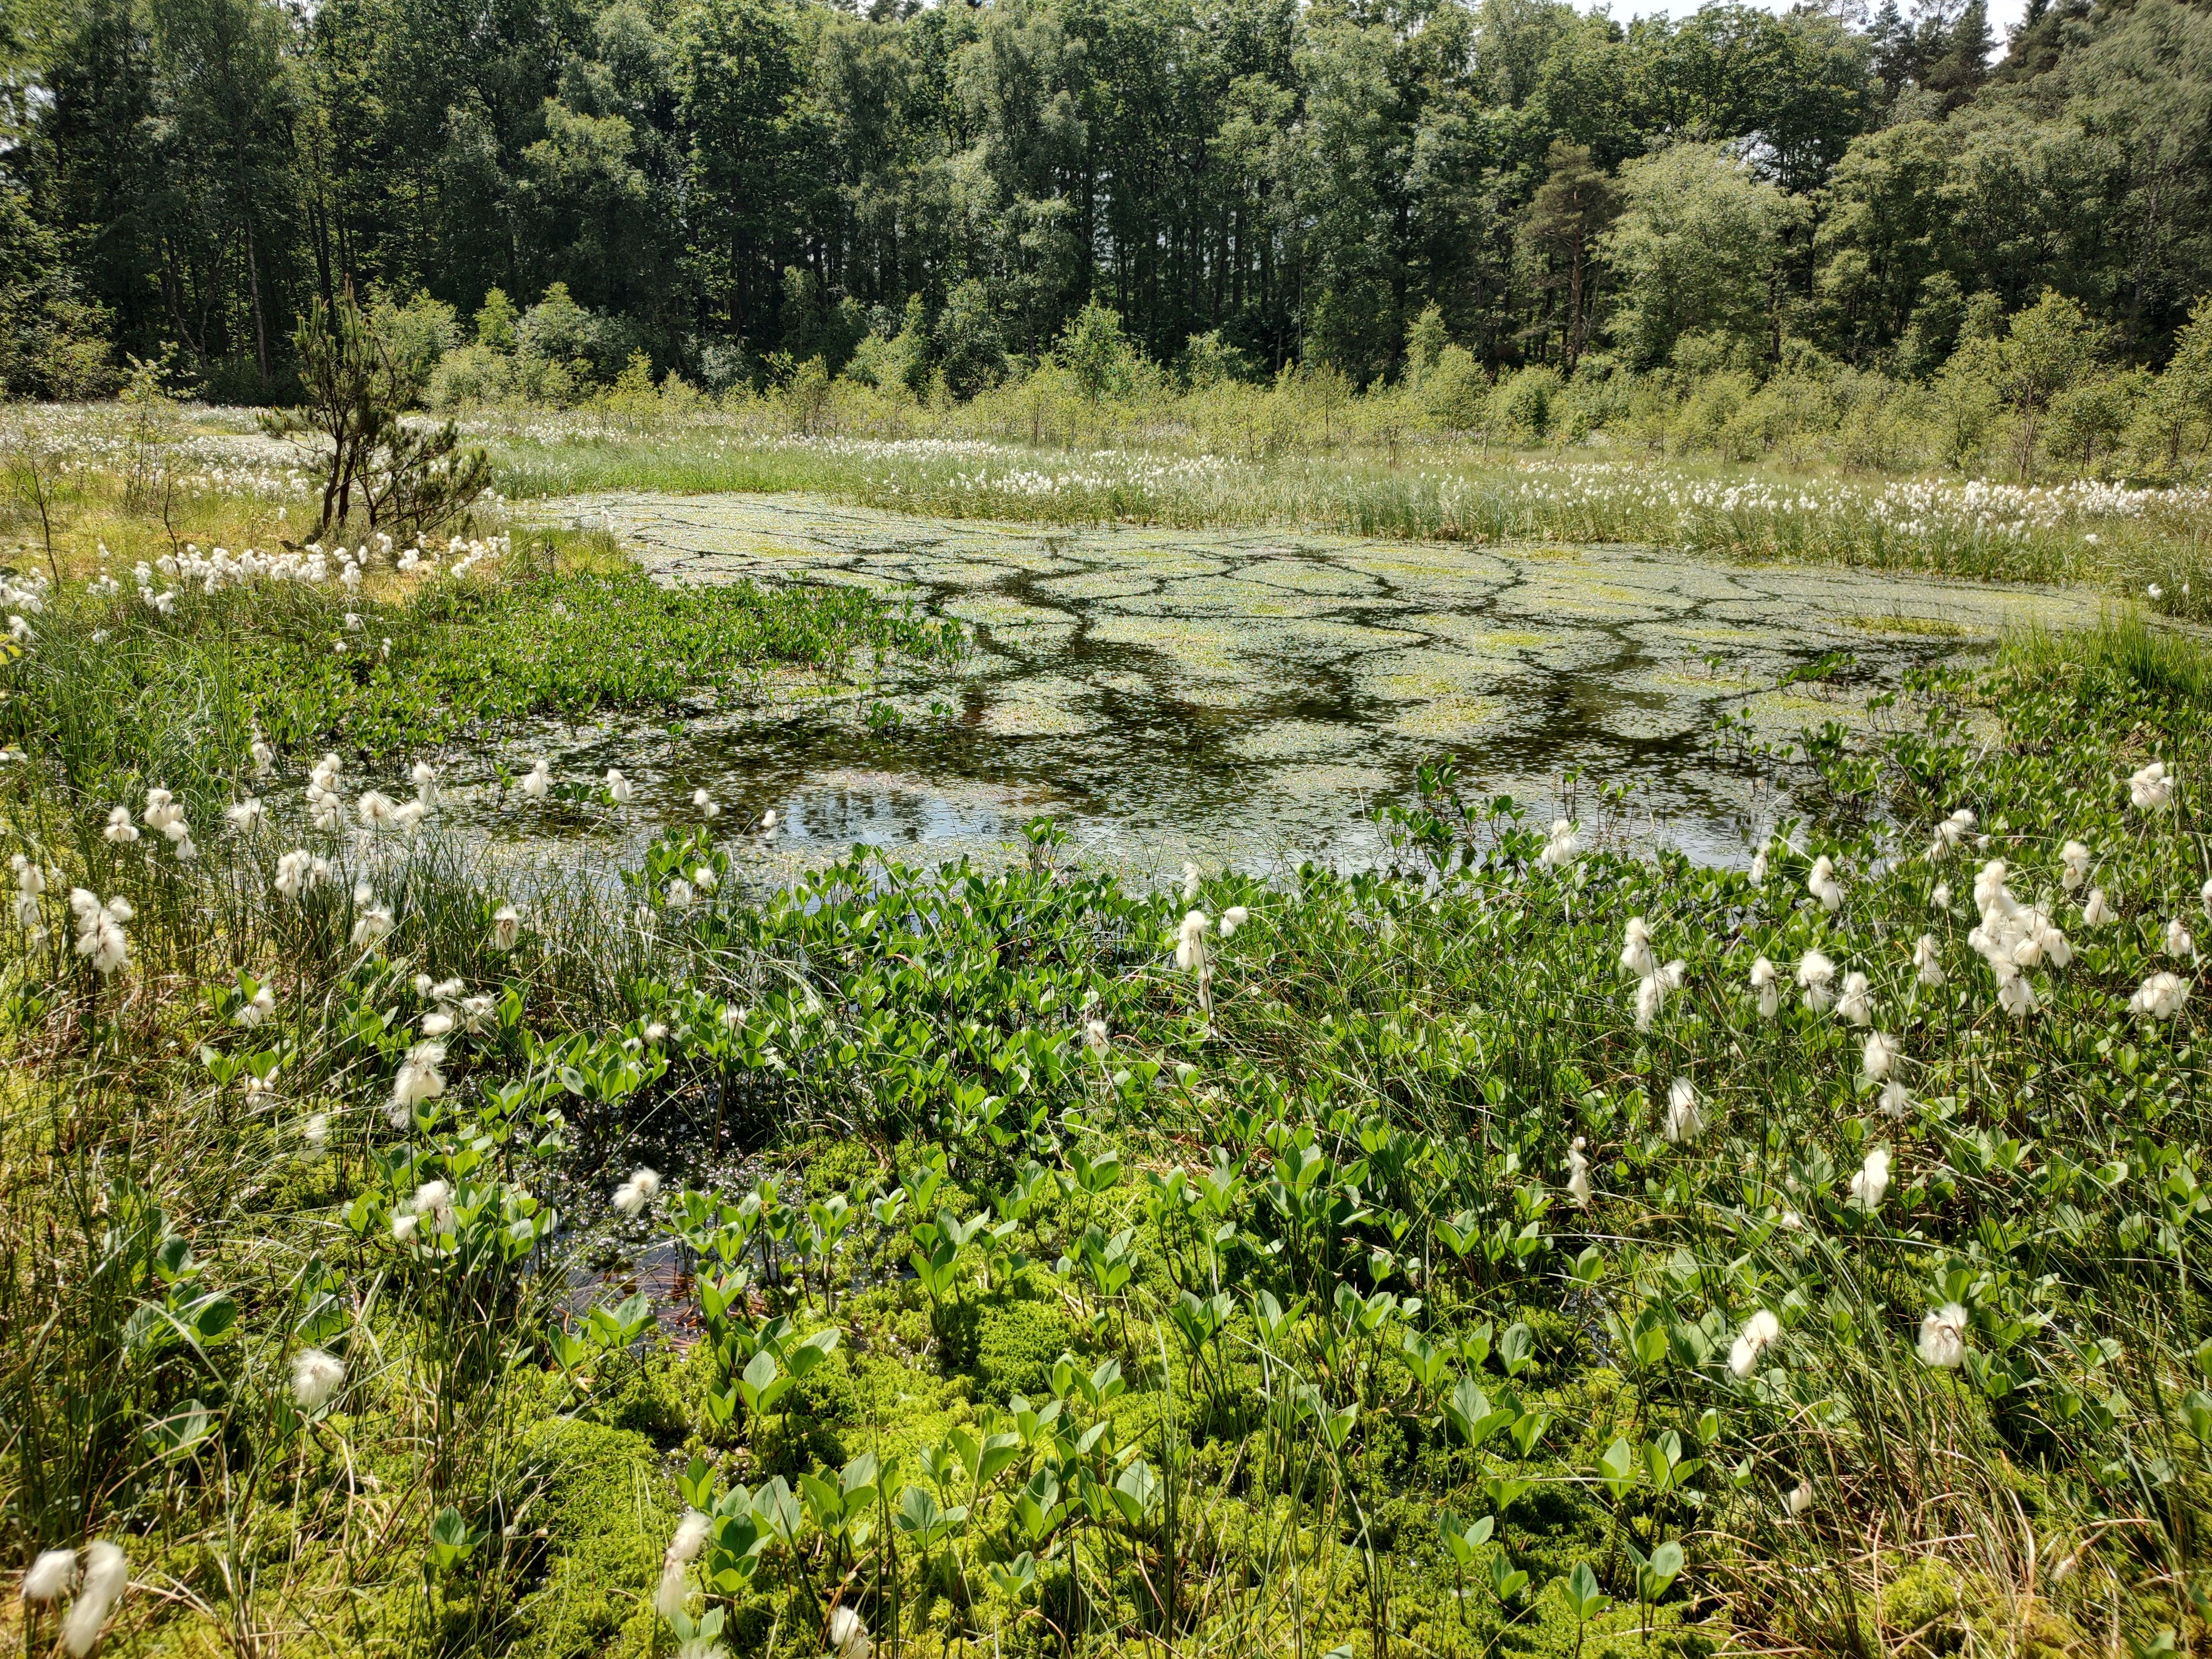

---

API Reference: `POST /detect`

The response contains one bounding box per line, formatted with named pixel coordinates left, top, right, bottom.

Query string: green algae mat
left=540, top=492, right=2104, bottom=872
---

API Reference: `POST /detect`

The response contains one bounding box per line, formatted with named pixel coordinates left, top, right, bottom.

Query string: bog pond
left=491, top=491, right=2100, bottom=877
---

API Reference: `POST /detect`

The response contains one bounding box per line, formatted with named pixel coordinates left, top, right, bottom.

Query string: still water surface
left=495, top=492, right=2100, bottom=877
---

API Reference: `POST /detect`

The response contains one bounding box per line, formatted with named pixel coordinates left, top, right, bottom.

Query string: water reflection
left=486, top=492, right=2103, bottom=876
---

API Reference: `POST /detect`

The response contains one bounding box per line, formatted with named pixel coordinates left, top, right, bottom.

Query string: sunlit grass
left=470, top=414, right=2212, bottom=613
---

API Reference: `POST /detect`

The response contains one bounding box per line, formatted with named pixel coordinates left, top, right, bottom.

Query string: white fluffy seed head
left=1663, top=1077, right=1702, bottom=1143
left=72, top=896, right=129, bottom=975
left=613, top=1167, right=661, bottom=1217
left=668, top=1511, right=709, bottom=1564
left=828, top=1606, right=872, bottom=1659
left=1175, top=910, right=1209, bottom=971
left=407, top=1180, right=455, bottom=1238
left=654, top=1511, right=711, bottom=1619
left=290, top=1348, right=345, bottom=1412
left=1837, top=971, right=1873, bottom=1027
left=1807, top=855, right=1843, bottom=911
left=1996, top=966, right=2039, bottom=1019
left=2059, top=840, right=2090, bottom=890
left=1538, top=820, right=1581, bottom=868
left=1918, top=1303, right=1968, bottom=1369
left=2128, top=971, right=2189, bottom=1021
left=1635, top=975, right=1661, bottom=1032
left=652, top=1558, right=689, bottom=1622
left=23, top=1547, right=76, bottom=1603
left=1619, top=917, right=1655, bottom=979
left=273, top=850, right=313, bottom=900
left=1849, top=1147, right=1891, bottom=1211
left=389, top=1042, right=447, bottom=1124
left=1728, top=1308, right=1780, bottom=1378
left=2129, top=760, right=2174, bottom=812
left=61, top=1540, right=126, bottom=1658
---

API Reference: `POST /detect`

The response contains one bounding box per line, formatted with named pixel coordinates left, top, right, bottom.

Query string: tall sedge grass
left=2002, top=607, right=2212, bottom=705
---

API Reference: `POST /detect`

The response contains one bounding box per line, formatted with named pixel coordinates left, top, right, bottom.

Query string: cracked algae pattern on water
left=547, top=492, right=2102, bottom=869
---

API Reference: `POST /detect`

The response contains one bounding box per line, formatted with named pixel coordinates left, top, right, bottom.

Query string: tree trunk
left=245, top=216, right=270, bottom=384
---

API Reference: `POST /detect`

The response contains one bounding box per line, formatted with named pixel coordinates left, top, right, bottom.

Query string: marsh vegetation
left=2, top=403, right=2212, bottom=1659
left=13, top=0, right=2212, bottom=1640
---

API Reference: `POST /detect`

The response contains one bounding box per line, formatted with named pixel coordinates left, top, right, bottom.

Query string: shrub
left=1490, top=364, right=1564, bottom=440
left=1421, top=343, right=1488, bottom=431
left=935, top=279, right=1007, bottom=398
left=428, top=343, right=517, bottom=409
left=518, top=283, right=633, bottom=382
left=1058, top=302, right=1145, bottom=403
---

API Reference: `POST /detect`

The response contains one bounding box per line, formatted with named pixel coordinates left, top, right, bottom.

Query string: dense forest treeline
left=2, top=0, right=2210, bottom=404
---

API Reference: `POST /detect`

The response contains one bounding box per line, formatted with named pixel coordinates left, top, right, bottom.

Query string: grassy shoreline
left=488, top=425, right=2194, bottom=584
left=17, top=396, right=2212, bottom=607
left=439, top=405, right=2212, bottom=621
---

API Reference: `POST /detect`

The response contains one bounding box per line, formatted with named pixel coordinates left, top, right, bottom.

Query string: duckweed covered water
left=514, top=493, right=2103, bottom=873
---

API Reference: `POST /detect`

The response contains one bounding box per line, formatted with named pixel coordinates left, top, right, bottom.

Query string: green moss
left=512, top=1417, right=665, bottom=1659
left=565, top=1346, right=695, bottom=1442
left=1878, top=1557, right=1971, bottom=1657
left=973, top=1296, right=1080, bottom=1402
left=801, top=1133, right=883, bottom=1199
left=846, top=1350, right=971, bottom=1469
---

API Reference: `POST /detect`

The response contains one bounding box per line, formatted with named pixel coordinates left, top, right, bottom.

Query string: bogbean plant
left=4, top=592, right=2212, bottom=1656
